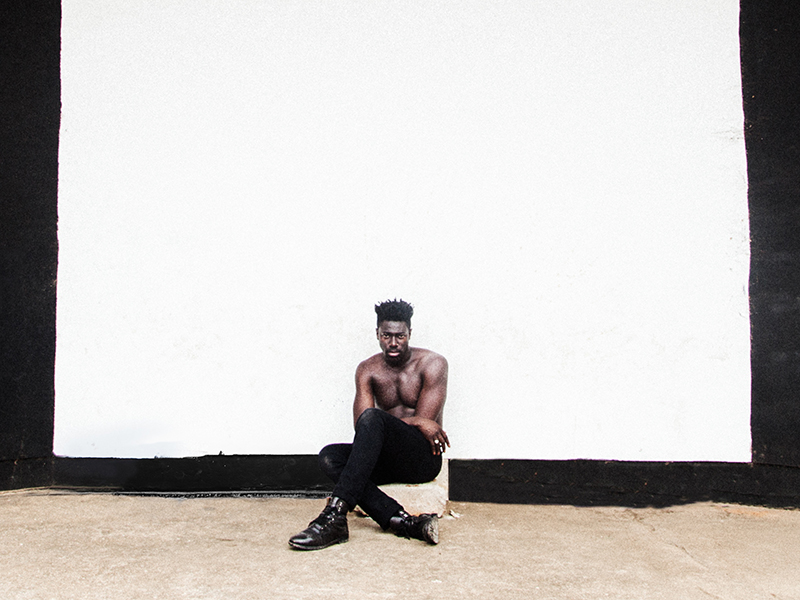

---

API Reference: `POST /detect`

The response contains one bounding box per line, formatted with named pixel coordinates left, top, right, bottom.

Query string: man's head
left=375, top=299, right=413, bottom=365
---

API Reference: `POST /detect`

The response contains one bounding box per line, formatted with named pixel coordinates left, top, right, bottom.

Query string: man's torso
left=360, top=348, right=444, bottom=424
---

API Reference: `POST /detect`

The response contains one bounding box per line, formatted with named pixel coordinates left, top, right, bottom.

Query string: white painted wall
left=55, top=1, right=750, bottom=461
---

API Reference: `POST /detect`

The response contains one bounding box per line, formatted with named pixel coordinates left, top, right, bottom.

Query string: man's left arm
left=402, top=355, right=450, bottom=455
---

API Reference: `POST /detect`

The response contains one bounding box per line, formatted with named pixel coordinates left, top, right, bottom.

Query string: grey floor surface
left=1, top=490, right=798, bottom=599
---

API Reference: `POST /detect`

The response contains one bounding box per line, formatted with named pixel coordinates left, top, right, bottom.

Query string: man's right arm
left=352, top=361, right=375, bottom=429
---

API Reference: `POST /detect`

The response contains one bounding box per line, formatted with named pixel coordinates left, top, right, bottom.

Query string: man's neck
left=383, top=348, right=413, bottom=369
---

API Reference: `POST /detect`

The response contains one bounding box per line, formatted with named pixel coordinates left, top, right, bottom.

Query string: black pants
left=318, top=408, right=442, bottom=530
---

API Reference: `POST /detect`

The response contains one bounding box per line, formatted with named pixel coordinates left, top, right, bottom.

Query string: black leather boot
left=388, top=510, right=439, bottom=545
left=288, top=496, right=350, bottom=550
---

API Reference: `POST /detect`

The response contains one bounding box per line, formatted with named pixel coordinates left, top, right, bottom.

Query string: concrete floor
left=1, top=490, right=798, bottom=599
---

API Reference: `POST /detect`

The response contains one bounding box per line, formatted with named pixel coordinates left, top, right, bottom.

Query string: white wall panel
left=56, top=0, right=749, bottom=460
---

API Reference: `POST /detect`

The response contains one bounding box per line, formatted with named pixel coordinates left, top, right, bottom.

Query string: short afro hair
left=375, top=299, right=414, bottom=328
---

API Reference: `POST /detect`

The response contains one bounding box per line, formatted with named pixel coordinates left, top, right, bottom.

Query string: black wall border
left=449, top=459, right=800, bottom=509
left=52, top=454, right=332, bottom=496
left=5, top=456, right=800, bottom=510
left=0, top=2, right=60, bottom=463
left=743, top=0, right=800, bottom=466
left=0, top=455, right=332, bottom=496
left=3, top=2, right=800, bottom=503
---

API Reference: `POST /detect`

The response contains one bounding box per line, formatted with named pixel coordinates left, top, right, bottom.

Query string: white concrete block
left=356, top=459, right=449, bottom=517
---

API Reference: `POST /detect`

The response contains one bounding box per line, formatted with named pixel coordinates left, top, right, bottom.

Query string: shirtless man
left=288, top=299, right=449, bottom=550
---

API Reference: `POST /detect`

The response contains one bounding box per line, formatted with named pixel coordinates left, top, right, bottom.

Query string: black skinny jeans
left=318, top=408, right=442, bottom=530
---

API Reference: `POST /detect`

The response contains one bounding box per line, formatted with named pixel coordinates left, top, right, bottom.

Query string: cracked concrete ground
left=1, top=490, right=798, bottom=599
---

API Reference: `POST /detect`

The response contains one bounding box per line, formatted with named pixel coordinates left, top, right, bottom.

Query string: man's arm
left=402, top=354, right=450, bottom=455
left=352, top=360, right=375, bottom=428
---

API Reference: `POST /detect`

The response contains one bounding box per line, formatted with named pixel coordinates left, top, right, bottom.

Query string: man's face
left=377, top=321, right=411, bottom=365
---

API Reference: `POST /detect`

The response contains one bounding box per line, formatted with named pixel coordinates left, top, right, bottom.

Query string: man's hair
left=375, top=299, right=414, bottom=328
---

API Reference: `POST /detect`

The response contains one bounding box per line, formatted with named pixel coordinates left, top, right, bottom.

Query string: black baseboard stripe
left=0, top=455, right=331, bottom=495
left=449, top=459, right=800, bottom=509
left=52, top=455, right=332, bottom=494
left=3, top=456, right=800, bottom=509
left=0, top=458, right=52, bottom=492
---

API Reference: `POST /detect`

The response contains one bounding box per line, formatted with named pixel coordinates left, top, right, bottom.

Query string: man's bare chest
left=371, top=371, right=423, bottom=409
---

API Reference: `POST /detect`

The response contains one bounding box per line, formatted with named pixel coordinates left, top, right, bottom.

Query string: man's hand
left=404, top=416, right=450, bottom=456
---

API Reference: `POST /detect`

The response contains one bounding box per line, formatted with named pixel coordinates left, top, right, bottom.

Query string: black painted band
left=3, top=456, right=800, bottom=510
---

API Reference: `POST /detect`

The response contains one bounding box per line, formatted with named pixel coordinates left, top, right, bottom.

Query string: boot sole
left=288, top=535, right=348, bottom=551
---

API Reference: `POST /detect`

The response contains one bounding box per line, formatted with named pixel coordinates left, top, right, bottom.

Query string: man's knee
left=356, top=407, right=385, bottom=429
left=318, top=444, right=346, bottom=478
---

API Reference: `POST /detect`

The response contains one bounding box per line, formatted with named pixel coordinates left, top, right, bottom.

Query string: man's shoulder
left=413, top=347, right=447, bottom=365
left=414, top=348, right=448, bottom=374
left=356, top=353, right=385, bottom=375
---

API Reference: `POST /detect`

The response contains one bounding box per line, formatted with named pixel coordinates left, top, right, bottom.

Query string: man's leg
left=290, top=408, right=441, bottom=549
left=322, top=408, right=441, bottom=529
